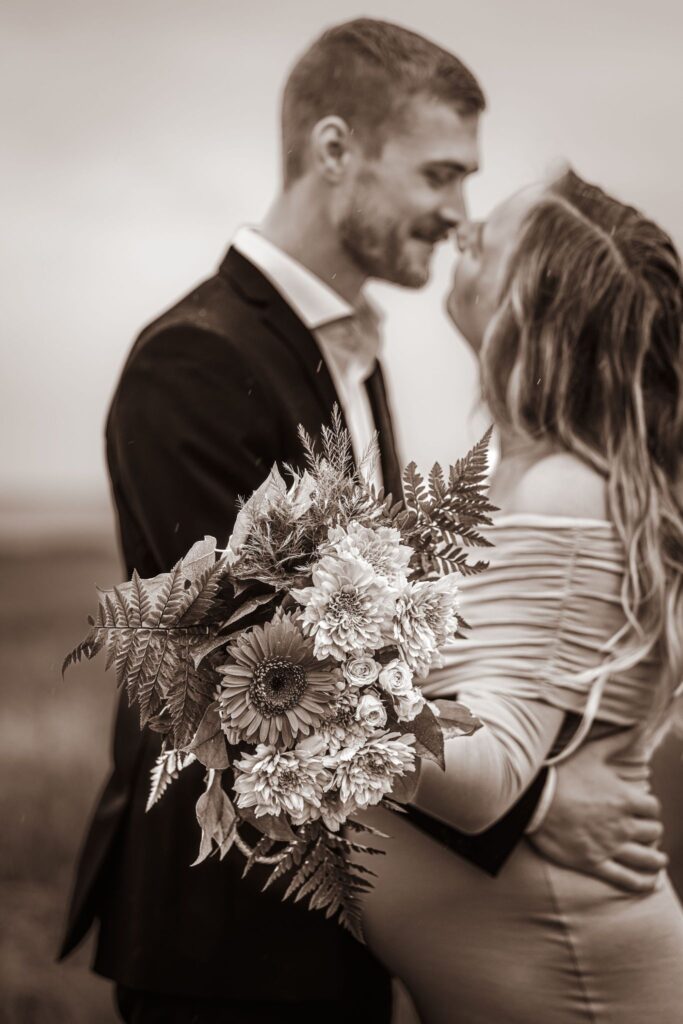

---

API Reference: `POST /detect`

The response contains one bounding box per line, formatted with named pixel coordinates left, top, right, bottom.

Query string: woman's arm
left=414, top=689, right=565, bottom=834
left=415, top=449, right=608, bottom=833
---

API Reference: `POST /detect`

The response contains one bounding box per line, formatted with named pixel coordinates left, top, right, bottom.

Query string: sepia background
left=1, top=0, right=681, bottom=1020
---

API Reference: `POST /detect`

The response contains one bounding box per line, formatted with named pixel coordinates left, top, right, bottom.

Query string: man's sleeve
left=108, top=325, right=282, bottom=573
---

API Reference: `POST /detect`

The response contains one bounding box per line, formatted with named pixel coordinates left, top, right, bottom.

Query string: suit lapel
left=219, top=247, right=347, bottom=434
left=219, top=247, right=402, bottom=496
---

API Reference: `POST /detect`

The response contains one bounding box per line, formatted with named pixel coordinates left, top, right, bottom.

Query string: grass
left=0, top=536, right=681, bottom=1022
left=0, top=538, right=120, bottom=1023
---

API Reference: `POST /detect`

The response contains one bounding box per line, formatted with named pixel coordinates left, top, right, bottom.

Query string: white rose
left=378, top=659, right=414, bottom=697
left=395, top=687, right=426, bottom=722
left=343, top=656, right=381, bottom=689
left=355, top=691, right=388, bottom=730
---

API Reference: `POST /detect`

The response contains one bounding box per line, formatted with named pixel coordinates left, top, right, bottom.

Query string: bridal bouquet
left=65, top=412, right=495, bottom=937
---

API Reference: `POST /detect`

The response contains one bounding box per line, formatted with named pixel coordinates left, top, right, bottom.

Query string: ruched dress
left=359, top=516, right=683, bottom=1024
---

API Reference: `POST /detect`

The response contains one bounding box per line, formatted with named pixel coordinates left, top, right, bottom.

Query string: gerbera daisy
left=216, top=613, right=340, bottom=747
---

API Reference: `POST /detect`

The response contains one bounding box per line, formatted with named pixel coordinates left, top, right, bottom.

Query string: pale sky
left=2, top=0, right=682, bottom=507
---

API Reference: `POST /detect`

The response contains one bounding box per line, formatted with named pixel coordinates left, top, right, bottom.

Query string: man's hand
left=530, top=728, right=667, bottom=892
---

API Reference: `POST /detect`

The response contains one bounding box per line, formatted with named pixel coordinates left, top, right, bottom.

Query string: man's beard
left=337, top=183, right=445, bottom=288
left=339, top=203, right=432, bottom=290
left=339, top=206, right=427, bottom=288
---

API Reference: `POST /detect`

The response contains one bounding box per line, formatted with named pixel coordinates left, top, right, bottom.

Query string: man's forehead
left=387, top=95, right=481, bottom=168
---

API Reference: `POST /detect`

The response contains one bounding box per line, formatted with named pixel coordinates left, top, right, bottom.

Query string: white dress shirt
left=232, top=227, right=383, bottom=489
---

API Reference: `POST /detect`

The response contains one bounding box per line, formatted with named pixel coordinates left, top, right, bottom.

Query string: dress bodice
left=424, top=514, right=670, bottom=758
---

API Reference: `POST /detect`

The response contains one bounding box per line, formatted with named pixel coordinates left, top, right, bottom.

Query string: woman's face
left=447, top=184, right=544, bottom=351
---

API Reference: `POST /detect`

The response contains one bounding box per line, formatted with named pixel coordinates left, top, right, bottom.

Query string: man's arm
left=529, top=728, right=667, bottom=892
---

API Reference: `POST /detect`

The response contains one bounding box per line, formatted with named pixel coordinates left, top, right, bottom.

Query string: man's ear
left=310, top=116, right=354, bottom=183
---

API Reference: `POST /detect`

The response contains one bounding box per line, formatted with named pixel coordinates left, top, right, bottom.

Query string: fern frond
left=62, top=631, right=104, bottom=675
left=402, top=462, right=428, bottom=513
left=146, top=747, right=196, bottom=811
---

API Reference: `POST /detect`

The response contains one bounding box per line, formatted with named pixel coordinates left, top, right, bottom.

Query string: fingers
left=624, top=791, right=662, bottom=820
left=586, top=727, right=639, bottom=760
left=613, top=842, right=668, bottom=873
left=593, top=859, right=664, bottom=894
left=628, top=818, right=664, bottom=846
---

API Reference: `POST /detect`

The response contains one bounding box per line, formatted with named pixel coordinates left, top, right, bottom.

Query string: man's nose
left=439, top=182, right=468, bottom=227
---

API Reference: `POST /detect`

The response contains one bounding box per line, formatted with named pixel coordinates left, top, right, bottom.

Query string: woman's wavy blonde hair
left=480, top=169, right=683, bottom=709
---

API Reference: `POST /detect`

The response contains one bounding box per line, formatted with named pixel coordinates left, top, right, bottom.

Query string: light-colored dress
left=360, top=515, right=683, bottom=1024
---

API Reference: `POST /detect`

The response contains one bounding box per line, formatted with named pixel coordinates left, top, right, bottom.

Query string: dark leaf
left=239, top=806, right=297, bottom=842
left=192, top=771, right=237, bottom=865
left=432, top=699, right=482, bottom=737
left=388, top=763, right=420, bottom=804
left=186, top=702, right=231, bottom=769
left=412, top=703, right=445, bottom=770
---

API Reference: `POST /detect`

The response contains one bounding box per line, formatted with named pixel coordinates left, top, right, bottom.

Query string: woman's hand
left=530, top=728, right=667, bottom=892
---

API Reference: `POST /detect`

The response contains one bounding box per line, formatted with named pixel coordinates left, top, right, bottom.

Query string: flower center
left=277, top=767, right=299, bottom=791
left=360, top=752, right=387, bottom=777
left=328, top=585, right=361, bottom=624
left=250, top=657, right=307, bottom=717
left=328, top=697, right=356, bottom=729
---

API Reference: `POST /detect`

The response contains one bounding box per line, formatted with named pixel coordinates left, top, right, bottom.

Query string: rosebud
left=343, top=655, right=381, bottom=689
left=378, top=659, right=413, bottom=697
left=355, top=691, right=388, bottom=730
left=395, top=687, right=426, bottom=722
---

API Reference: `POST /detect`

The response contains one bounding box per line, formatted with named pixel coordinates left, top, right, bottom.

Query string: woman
left=359, top=169, right=683, bottom=1023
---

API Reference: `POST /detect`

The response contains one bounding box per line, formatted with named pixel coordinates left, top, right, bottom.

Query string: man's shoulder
left=131, top=270, right=255, bottom=362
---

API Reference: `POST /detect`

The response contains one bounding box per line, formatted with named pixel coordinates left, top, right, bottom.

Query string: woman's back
left=360, top=452, right=683, bottom=1024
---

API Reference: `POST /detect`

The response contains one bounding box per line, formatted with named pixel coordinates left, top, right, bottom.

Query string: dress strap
left=543, top=668, right=611, bottom=765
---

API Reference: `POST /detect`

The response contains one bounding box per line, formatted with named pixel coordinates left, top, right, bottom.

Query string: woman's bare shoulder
left=504, top=451, right=609, bottom=519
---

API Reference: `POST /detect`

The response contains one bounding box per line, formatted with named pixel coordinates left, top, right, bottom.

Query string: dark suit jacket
left=60, top=247, right=544, bottom=1000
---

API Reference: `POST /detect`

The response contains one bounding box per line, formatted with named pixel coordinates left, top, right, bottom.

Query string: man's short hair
left=282, top=18, right=486, bottom=185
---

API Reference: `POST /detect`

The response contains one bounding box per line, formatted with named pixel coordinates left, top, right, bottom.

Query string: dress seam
left=541, top=857, right=599, bottom=1023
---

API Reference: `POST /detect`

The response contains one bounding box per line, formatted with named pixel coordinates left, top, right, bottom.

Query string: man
left=60, top=18, right=666, bottom=1023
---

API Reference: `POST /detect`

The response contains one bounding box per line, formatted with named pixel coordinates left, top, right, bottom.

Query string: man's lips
left=411, top=229, right=451, bottom=245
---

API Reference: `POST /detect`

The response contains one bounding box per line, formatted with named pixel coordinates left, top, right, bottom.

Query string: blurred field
left=0, top=535, right=120, bottom=1024
left=0, top=534, right=681, bottom=1022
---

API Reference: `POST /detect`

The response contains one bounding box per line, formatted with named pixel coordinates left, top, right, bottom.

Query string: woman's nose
left=454, top=221, right=476, bottom=253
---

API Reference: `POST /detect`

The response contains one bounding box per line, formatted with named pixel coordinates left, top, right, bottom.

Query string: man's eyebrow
left=422, top=159, right=479, bottom=176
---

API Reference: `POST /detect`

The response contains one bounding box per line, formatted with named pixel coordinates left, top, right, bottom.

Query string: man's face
left=336, top=95, right=480, bottom=288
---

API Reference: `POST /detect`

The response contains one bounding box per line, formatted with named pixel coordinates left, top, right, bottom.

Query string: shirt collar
left=232, top=226, right=354, bottom=330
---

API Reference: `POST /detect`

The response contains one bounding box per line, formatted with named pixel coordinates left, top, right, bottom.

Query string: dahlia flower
left=319, top=692, right=367, bottom=755
left=327, top=731, right=416, bottom=808
left=325, top=522, right=412, bottom=587
left=319, top=792, right=356, bottom=832
left=232, top=740, right=330, bottom=825
left=292, top=553, right=396, bottom=661
left=394, top=575, right=461, bottom=678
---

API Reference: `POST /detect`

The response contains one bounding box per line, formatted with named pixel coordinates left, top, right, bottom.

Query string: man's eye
left=424, top=169, right=455, bottom=188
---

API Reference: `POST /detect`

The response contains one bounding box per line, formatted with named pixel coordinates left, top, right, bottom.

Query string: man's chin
left=386, top=252, right=432, bottom=289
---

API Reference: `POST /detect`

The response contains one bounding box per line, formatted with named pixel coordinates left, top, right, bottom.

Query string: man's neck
left=260, top=187, right=367, bottom=305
